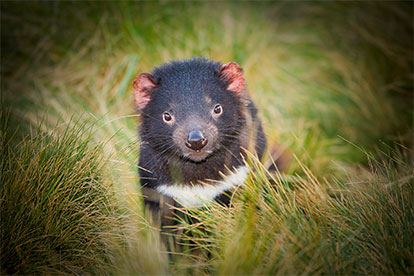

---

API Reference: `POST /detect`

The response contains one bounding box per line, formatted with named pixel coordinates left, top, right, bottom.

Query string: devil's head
left=133, top=58, right=246, bottom=162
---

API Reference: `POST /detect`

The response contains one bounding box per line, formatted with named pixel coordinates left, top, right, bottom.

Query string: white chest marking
left=157, top=166, right=249, bottom=208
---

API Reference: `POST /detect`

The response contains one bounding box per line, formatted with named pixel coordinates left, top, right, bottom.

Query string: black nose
left=185, top=130, right=208, bottom=151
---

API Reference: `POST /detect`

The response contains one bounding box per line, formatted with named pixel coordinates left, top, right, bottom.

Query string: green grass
left=0, top=112, right=117, bottom=274
left=176, top=149, right=413, bottom=275
left=1, top=2, right=413, bottom=275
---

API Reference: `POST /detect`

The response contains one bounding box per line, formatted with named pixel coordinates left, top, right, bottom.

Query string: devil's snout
left=185, top=130, right=208, bottom=151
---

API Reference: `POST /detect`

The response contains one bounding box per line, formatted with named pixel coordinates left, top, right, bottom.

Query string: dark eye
left=163, top=112, right=172, bottom=122
left=214, top=104, right=222, bottom=114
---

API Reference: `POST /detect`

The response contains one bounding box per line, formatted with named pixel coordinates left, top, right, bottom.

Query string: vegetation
left=1, top=2, right=412, bottom=275
left=0, top=113, right=117, bottom=274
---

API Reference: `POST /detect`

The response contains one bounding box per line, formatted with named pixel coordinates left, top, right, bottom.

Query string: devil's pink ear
left=219, top=62, right=245, bottom=96
left=133, top=73, right=157, bottom=109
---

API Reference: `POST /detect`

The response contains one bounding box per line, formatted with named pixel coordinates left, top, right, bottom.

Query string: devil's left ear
left=133, top=73, right=157, bottom=110
left=219, top=62, right=245, bottom=96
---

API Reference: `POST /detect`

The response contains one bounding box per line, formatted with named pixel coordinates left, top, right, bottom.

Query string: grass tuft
left=0, top=111, right=117, bottom=274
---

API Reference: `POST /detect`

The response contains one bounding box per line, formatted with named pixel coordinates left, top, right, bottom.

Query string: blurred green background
left=1, top=2, right=413, bottom=275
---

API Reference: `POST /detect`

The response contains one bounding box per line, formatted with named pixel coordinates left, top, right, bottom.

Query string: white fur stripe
left=157, top=166, right=249, bottom=208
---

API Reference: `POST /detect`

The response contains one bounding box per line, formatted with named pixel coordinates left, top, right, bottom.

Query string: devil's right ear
left=133, top=73, right=157, bottom=110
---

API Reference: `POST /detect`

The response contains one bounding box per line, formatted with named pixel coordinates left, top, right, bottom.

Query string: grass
left=176, top=149, right=413, bottom=275
left=0, top=112, right=116, bottom=274
left=1, top=1, right=413, bottom=275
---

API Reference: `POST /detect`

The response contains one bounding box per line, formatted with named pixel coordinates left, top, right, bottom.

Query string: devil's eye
left=163, top=112, right=172, bottom=122
left=213, top=104, right=222, bottom=114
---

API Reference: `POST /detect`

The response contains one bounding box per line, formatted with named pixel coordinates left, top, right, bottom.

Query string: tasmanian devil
left=133, top=58, right=267, bottom=225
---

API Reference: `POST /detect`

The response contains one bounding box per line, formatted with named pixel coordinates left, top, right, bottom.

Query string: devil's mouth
left=190, top=150, right=208, bottom=156
left=182, top=149, right=212, bottom=162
